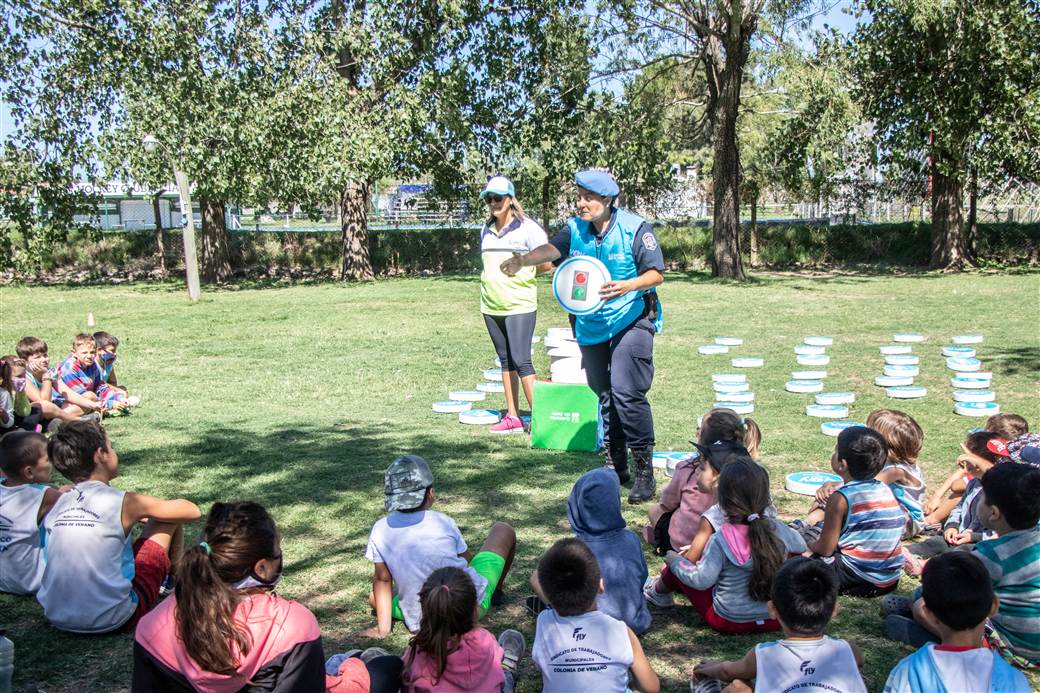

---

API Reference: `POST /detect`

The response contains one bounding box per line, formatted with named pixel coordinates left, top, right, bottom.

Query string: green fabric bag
left=530, top=381, right=601, bottom=452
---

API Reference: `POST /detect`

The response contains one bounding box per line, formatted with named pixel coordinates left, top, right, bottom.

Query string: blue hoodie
left=567, top=468, right=652, bottom=634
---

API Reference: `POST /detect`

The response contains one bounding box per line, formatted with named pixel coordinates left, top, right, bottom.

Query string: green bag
left=530, top=381, right=601, bottom=452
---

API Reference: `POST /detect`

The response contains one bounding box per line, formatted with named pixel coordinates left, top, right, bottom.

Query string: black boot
left=628, top=447, right=656, bottom=504
left=603, top=444, right=631, bottom=486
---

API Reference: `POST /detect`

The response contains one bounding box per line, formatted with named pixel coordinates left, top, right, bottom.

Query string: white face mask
left=232, top=570, right=282, bottom=591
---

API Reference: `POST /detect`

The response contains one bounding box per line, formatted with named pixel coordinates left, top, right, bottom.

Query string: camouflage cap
left=384, top=454, right=434, bottom=512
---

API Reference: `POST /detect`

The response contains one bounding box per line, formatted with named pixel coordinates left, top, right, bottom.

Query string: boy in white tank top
left=0, top=431, right=66, bottom=594
left=532, top=538, right=660, bottom=693
left=692, top=557, right=866, bottom=693
left=37, top=420, right=200, bottom=633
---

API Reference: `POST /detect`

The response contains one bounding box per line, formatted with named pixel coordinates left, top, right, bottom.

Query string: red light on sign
left=574, top=272, right=588, bottom=285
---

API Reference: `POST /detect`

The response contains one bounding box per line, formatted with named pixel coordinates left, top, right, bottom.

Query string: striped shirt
left=883, top=462, right=926, bottom=524
left=836, top=479, right=905, bottom=587
left=974, top=526, right=1040, bottom=664
left=57, top=355, right=124, bottom=409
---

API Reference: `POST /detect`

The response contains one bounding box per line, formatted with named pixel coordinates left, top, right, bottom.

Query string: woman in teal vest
left=501, top=170, right=664, bottom=503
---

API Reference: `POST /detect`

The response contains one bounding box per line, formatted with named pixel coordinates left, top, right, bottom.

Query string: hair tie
left=441, top=584, right=450, bottom=593
left=747, top=513, right=761, bottom=522
left=197, top=541, right=212, bottom=556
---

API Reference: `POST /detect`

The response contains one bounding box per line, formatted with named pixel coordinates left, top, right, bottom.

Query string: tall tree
left=851, top=0, right=1040, bottom=269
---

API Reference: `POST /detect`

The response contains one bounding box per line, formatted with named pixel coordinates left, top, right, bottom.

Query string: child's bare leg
left=806, top=506, right=826, bottom=525
left=480, top=522, right=517, bottom=595
left=924, top=495, right=961, bottom=526
left=41, top=400, right=85, bottom=422
left=139, top=518, right=182, bottom=560
left=724, top=681, right=753, bottom=693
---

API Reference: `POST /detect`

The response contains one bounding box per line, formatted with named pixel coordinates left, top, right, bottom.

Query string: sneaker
left=490, top=415, right=525, bottom=434
left=903, top=548, right=928, bottom=577
left=127, top=394, right=141, bottom=407
left=498, top=629, right=525, bottom=674
left=643, top=576, right=674, bottom=608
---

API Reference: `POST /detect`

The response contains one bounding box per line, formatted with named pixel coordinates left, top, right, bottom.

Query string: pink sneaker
left=489, top=415, right=525, bottom=434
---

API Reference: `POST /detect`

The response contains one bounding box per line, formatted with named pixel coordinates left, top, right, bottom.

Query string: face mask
left=99, top=352, right=117, bottom=364
left=232, top=570, right=282, bottom=591
left=12, top=377, right=25, bottom=392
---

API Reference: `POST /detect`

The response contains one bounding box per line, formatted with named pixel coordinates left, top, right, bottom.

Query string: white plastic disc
left=951, top=376, right=991, bottom=389
left=449, top=390, right=486, bottom=402
left=483, top=368, right=503, bottom=382
left=797, top=354, right=830, bottom=366
left=894, top=333, right=926, bottom=343
left=952, top=335, right=983, bottom=344
left=884, top=365, right=920, bottom=377
left=786, top=380, right=824, bottom=393
left=476, top=381, right=505, bottom=393
left=942, top=346, right=977, bottom=358
left=714, top=401, right=754, bottom=415
left=459, top=409, right=502, bottom=425
left=885, top=355, right=919, bottom=366
left=714, top=337, right=744, bottom=346
left=552, top=256, right=611, bottom=315
left=653, top=451, right=699, bottom=476
left=547, top=327, right=574, bottom=340
left=821, top=420, right=864, bottom=437
left=531, top=335, right=541, bottom=343
left=548, top=344, right=582, bottom=359
left=732, top=357, right=764, bottom=368
left=494, top=356, right=501, bottom=368
left=807, top=404, right=850, bottom=418
left=795, top=345, right=827, bottom=356
left=552, top=369, right=588, bottom=385
left=785, top=471, right=843, bottom=496
left=875, top=375, right=913, bottom=387
left=953, top=390, right=995, bottom=403
left=887, top=385, right=927, bottom=399
left=972, top=372, right=993, bottom=380
left=791, top=370, right=828, bottom=380
left=816, top=392, right=855, bottom=405
left=713, top=381, right=750, bottom=393
left=947, top=357, right=981, bottom=372
left=724, top=391, right=755, bottom=403
left=699, top=344, right=729, bottom=355
left=432, top=400, right=471, bottom=413
left=804, top=336, right=834, bottom=346
left=880, top=345, right=913, bottom=355
left=712, top=373, right=747, bottom=383
left=955, top=402, right=1000, bottom=417
left=550, top=357, right=583, bottom=374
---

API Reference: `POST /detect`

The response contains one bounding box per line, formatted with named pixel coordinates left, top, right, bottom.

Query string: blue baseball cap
left=480, top=176, right=515, bottom=199
left=575, top=170, right=620, bottom=198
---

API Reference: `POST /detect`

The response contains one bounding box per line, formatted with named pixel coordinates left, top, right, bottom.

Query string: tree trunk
left=198, top=198, right=234, bottom=282
left=749, top=188, right=759, bottom=266
left=709, top=78, right=745, bottom=279
left=340, top=180, right=374, bottom=281
left=151, top=192, right=167, bottom=277
left=541, top=175, right=552, bottom=233
left=929, top=168, right=972, bottom=270
left=966, top=166, right=978, bottom=262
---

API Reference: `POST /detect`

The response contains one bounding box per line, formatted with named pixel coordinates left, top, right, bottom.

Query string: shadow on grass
left=988, top=345, right=1040, bottom=378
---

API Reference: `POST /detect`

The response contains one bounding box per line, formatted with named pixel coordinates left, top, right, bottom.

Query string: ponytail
left=0, top=355, right=14, bottom=392
left=405, top=567, right=478, bottom=685
left=174, top=502, right=279, bottom=675
left=701, top=409, right=762, bottom=459
left=717, top=460, right=784, bottom=603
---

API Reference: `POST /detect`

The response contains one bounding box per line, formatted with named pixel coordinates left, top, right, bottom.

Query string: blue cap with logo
left=480, top=176, right=515, bottom=199
left=575, top=170, right=620, bottom=198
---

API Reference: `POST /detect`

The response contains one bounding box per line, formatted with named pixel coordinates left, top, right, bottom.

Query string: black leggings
left=366, top=655, right=404, bottom=693
left=483, top=312, right=536, bottom=378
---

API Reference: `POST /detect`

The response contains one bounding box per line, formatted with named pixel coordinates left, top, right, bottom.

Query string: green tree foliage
left=850, top=0, right=1040, bottom=269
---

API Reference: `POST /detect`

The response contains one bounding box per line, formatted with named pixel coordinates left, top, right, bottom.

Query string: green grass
left=2, top=269, right=1038, bottom=692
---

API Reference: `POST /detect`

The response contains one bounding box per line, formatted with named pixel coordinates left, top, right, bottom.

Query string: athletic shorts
left=126, top=536, right=170, bottom=628
left=391, top=550, right=507, bottom=621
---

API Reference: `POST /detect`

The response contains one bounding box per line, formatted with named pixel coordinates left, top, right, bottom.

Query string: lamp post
left=142, top=134, right=201, bottom=302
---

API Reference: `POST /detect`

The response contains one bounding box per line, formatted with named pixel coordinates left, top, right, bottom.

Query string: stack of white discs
left=545, top=326, right=587, bottom=385
left=712, top=371, right=754, bottom=415
left=947, top=336, right=998, bottom=416
left=876, top=334, right=927, bottom=399
left=794, top=337, right=832, bottom=367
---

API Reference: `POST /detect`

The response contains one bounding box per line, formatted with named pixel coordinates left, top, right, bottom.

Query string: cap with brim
left=1020, top=446, right=1040, bottom=467
left=480, top=176, right=515, bottom=199
left=575, top=170, right=620, bottom=198
left=384, top=454, right=435, bottom=512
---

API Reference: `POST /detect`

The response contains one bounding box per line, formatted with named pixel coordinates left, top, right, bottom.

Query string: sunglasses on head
left=484, top=194, right=504, bottom=204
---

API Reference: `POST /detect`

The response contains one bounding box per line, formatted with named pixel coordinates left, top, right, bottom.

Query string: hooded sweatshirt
left=646, top=458, right=713, bottom=549
left=666, top=518, right=806, bottom=623
left=404, top=626, right=505, bottom=693
left=568, top=468, right=652, bottom=634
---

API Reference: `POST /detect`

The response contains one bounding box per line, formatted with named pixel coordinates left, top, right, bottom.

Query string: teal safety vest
left=566, top=208, right=662, bottom=345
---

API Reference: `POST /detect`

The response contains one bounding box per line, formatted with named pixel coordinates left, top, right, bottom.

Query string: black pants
left=366, top=655, right=404, bottom=693
left=483, top=312, right=536, bottom=377
left=580, top=317, right=656, bottom=450
left=13, top=404, right=43, bottom=432
left=905, top=534, right=978, bottom=559
left=814, top=553, right=898, bottom=598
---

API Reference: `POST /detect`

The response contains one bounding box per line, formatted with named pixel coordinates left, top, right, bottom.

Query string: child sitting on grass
left=363, top=454, right=516, bottom=638
left=923, top=413, right=1027, bottom=528
left=532, top=538, right=659, bottom=693
left=644, top=460, right=806, bottom=634
left=903, top=431, right=1008, bottom=576
left=1, top=356, right=42, bottom=432
left=691, top=557, right=867, bottom=693
left=798, top=426, right=904, bottom=597
left=866, top=409, right=927, bottom=538
left=0, top=431, right=67, bottom=594
left=37, top=420, right=200, bottom=633
left=644, top=409, right=760, bottom=556
left=17, top=336, right=89, bottom=426
left=57, top=333, right=128, bottom=414
left=133, top=501, right=403, bottom=693
left=402, top=567, right=525, bottom=693
left=883, top=552, right=1031, bottom=692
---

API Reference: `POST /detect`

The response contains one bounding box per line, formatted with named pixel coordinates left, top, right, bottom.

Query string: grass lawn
left=2, top=269, right=1039, bottom=692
